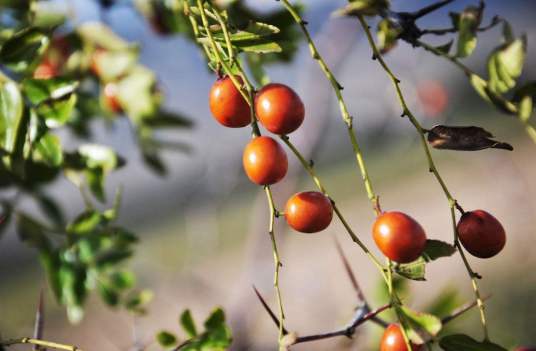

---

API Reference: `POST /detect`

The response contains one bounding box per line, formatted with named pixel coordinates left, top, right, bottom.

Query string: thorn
left=372, top=54, right=377, bottom=60
left=309, top=159, right=314, bottom=168
left=252, top=286, right=288, bottom=335
left=334, top=237, right=366, bottom=303
left=337, top=83, right=344, bottom=90
left=300, top=20, right=309, bottom=26
left=33, top=288, right=45, bottom=351
left=429, top=167, right=433, bottom=173
left=312, top=53, right=320, bottom=60
left=394, top=78, right=401, bottom=84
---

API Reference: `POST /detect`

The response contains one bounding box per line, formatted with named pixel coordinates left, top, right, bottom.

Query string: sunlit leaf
left=0, top=27, right=50, bottom=72
left=34, top=133, right=63, bottom=167
left=0, top=79, right=24, bottom=153
left=454, top=4, right=483, bottom=58
left=395, top=257, right=426, bottom=281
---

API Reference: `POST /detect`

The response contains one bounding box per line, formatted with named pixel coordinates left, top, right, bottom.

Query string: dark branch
left=442, top=295, right=491, bottom=325
left=412, top=0, right=457, bottom=19
left=252, top=286, right=288, bottom=335
left=421, top=15, right=501, bottom=36
left=293, top=304, right=391, bottom=345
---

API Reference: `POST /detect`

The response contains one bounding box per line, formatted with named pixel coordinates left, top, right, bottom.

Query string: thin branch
left=442, top=295, right=492, bottom=325
left=253, top=286, right=289, bottom=335
left=292, top=304, right=391, bottom=345
left=356, top=15, right=491, bottom=341
left=0, top=338, right=82, bottom=351
left=33, top=289, right=45, bottom=351
left=421, top=15, right=501, bottom=36
left=412, top=0, right=456, bottom=19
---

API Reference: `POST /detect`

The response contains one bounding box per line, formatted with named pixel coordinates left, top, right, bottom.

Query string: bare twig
left=33, top=289, right=45, bottom=351
left=421, top=15, right=501, bottom=36
left=292, top=304, right=391, bottom=345
left=0, top=338, right=82, bottom=351
left=442, top=295, right=492, bottom=325
left=252, top=286, right=289, bottom=335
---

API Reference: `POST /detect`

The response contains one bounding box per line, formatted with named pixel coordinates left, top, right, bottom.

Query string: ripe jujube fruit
left=243, top=136, right=287, bottom=185
left=255, top=83, right=304, bottom=135
left=33, top=59, right=58, bottom=79
left=372, top=211, right=427, bottom=263
left=209, top=76, right=251, bottom=128
left=285, top=191, right=333, bottom=233
left=381, top=324, right=422, bottom=351
left=457, top=210, right=506, bottom=258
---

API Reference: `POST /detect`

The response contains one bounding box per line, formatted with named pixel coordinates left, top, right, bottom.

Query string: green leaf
left=116, top=66, right=158, bottom=122
left=142, top=110, right=193, bottom=129
left=30, top=1, right=67, bottom=28
left=422, top=239, right=456, bottom=262
left=395, top=257, right=426, bottom=281
left=513, top=82, right=536, bottom=122
left=455, top=4, right=483, bottom=58
left=16, top=213, right=52, bottom=251
left=77, top=22, right=133, bottom=51
left=440, top=334, right=508, bottom=351
left=377, top=19, right=401, bottom=54
left=180, top=309, right=198, bottom=338
left=400, top=306, right=442, bottom=344
left=67, top=210, right=101, bottom=234
left=202, top=307, right=232, bottom=348
left=99, top=282, right=120, bottom=306
left=236, top=40, right=282, bottom=54
left=91, top=50, right=138, bottom=82
left=35, top=193, right=64, bottom=226
left=0, top=27, right=50, bottom=73
left=0, top=79, right=24, bottom=153
left=23, top=78, right=78, bottom=105
left=33, top=133, right=63, bottom=167
left=424, top=288, right=460, bottom=317
left=333, top=0, right=390, bottom=17
left=487, top=36, right=526, bottom=94
left=85, top=167, right=106, bottom=202
left=109, top=270, right=136, bottom=290
left=125, top=289, right=154, bottom=314
left=78, top=144, right=119, bottom=172
left=156, top=331, right=177, bottom=348
left=95, top=248, right=132, bottom=267
left=214, top=21, right=280, bottom=42
left=469, top=74, right=517, bottom=114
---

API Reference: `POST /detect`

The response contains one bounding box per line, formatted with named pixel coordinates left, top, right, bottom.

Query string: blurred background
left=1, top=0, right=536, bottom=350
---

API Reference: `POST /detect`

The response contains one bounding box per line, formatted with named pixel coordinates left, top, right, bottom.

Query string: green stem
left=265, top=186, right=285, bottom=344
left=1, top=338, right=82, bottom=351
left=280, top=136, right=387, bottom=276
left=279, top=0, right=379, bottom=213
left=357, top=15, right=490, bottom=341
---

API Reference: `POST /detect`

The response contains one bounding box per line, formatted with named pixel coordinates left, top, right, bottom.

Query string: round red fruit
left=255, top=83, right=304, bottom=135
left=209, top=76, right=251, bottom=128
left=372, top=211, right=427, bottom=263
left=457, top=210, right=506, bottom=258
left=285, top=191, right=333, bottom=233
left=242, top=136, right=287, bottom=185
left=381, top=324, right=422, bottom=351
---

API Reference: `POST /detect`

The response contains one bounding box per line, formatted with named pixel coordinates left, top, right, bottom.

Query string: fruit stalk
left=192, top=1, right=286, bottom=344
left=357, top=15, right=490, bottom=341
left=278, top=0, right=380, bottom=213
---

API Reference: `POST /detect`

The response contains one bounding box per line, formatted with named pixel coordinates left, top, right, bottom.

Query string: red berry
left=457, top=210, right=506, bottom=258
left=372, top=211, right=427, bottom=263
left=242, top=136, right=287, bottom=185
left=255, top=83, right=304, bottom=135
left=381, top=324, right=422, bottom=351
left=285, top=192, right=333, bottom=233
left=33, top=59, right=58, bottom=79
left=209, top=76, right=251, bottom=128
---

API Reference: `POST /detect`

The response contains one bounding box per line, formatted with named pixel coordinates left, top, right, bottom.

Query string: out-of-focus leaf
left=0, top=79, right=24, bottom=153
left=395, top=257, right=426, bottom=281
left=180, top=309, right=198, bottom=338
left=0, top=27, right=50, bottom=72
left=143, top=110, right=193, bottom=129
left=513, top=81, right=536, bottom=122
left=67, top=210, right=101, bottom=234
left=156, top=331, right=177, bottom=348
left=30, top=1, right=67, bottom=28
left=78, top=144, right=119, bottom=172
left=125, top=289, right=153, bottom=314
left=23, top=78, right=78, bottom=105
left=17, top=213, right=52, bottom=251
left=33, top=133, right=63, bottom=166
left=99, top=282, right=120, bottom=306
left=427, top=125, right=513, bottom=151
left=117, top=66, right=158, bottom=122
left=86, top=167, right=105, bottom=202
left=401, top=306, right=442, bottom=344
left=424, top=288, right=460, bottom=318
left=333, top=0, right=390, bottom=17
left=440, top=334, right=508, bottom=351
left=59, top=263, right=87, bottom=323
left=109, top=270, right=135, bottom=290
left=377, top=19, right=401, bottom=54
left=91, top=50, right=138, bottom=82
left=469, top=74, right=517, bottom=114
left=35, top=193, right=64, bottom=226
left=488, top=37, right=526, bottom=94
left=453, top=4, right=483, bottom=58
left=77, top=22, right=133, bottom=51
